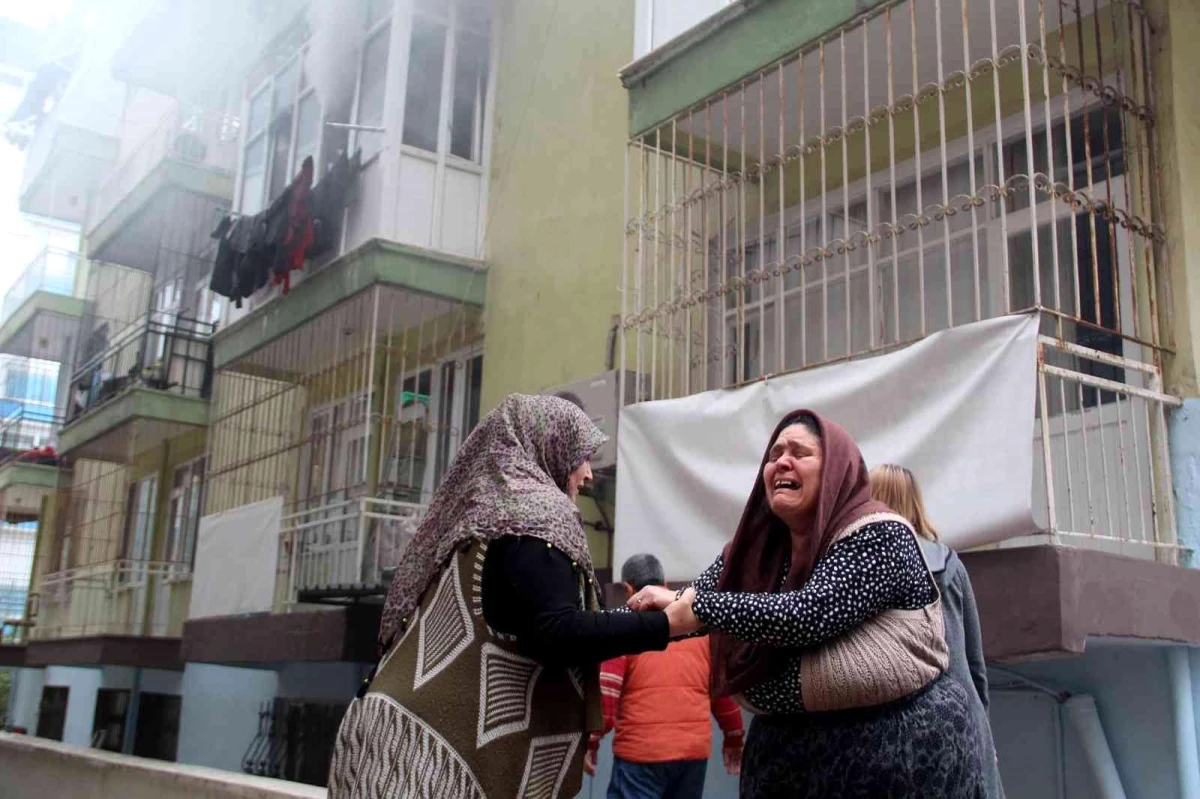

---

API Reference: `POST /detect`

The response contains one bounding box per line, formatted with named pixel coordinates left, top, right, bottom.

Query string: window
left=91, top=689, right=131, bottom=752
left=300, top=395, right=370, bottom=506
left=355, top=23, right=391, bottom=161
left=166, top=457, right=206, bottom=569
left=36, top=686, right=69, bottom=741
left=403, top=0, right=492, bottom=164
left=121, top=476, right=158, bottom=567
left=402, top=17, right=445, bottom=152
left=240, top=43, right=323, bottom=215
left=240, top=88, right=271, bottom=214
left=386, top=351, right=483, bottom=500
left=133, top=693, right=182, bottom=762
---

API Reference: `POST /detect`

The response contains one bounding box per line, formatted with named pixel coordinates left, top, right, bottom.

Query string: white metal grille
left=620, top=0, right=1177, bottom=555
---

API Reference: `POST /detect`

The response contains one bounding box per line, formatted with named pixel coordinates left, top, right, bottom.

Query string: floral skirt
left=740, top=674, right=986, bottom=799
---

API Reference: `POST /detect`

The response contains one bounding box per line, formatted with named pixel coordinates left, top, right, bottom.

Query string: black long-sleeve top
left=690, top=518, right=937, bottom=713
left=481, top=536, right=670, bottom=668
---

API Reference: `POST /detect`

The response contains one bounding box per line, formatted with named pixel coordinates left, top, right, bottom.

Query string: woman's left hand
left=665, top=587, right=701, bottom=637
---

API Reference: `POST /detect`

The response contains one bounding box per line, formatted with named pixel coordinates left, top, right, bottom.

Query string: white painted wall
left=6, top=667, right=44, bottom=732
left=43, top=665, right=103, bottom=747
left=992, top=642, right=1188, bottom=799
left=176, top=663, right=279, bottom=774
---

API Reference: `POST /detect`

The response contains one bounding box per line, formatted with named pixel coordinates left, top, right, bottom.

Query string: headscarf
left=377, top=394, right=607, bottom=650
left=711, top=409, right=889, bottom=698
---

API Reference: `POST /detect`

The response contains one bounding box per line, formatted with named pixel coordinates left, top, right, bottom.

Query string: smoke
left=306, top=0, right=368, bottom=123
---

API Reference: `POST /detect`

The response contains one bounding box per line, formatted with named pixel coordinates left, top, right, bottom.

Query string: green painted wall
left=478, top=0, right=635, bottom=412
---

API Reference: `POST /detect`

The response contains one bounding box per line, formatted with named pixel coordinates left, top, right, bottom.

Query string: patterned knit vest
left=329, top=540, right=601, bottom=798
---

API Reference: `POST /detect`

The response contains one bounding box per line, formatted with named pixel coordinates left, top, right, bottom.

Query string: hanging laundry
left=208, top=151, right=360, bottom=307
left=272, top=156, right=315, bottom=295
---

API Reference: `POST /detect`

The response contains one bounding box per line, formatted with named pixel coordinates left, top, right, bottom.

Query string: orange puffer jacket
left=613, top=637, right=716, bottom=763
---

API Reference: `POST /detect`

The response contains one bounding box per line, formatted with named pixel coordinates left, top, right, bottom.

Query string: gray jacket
left=919, top=538, right=1005, bottom=799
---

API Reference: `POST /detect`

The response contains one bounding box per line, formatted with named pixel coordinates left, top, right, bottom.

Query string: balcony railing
left=1, top=247, right=81, bottom=322
left=68, top=313, right=214, bottom=424
left=0, top=407, right=63, bottom=467
left=86, top=105, right=239, bottom=235
left=30, top=559, right=188, bottom=639
left=279, top=497, right=426, bottom=602
left=1032, top=338, right=1181, bottom=556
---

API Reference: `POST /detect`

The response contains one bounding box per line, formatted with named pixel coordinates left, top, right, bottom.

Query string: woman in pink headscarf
left=630, top=410, right=986, bottom=798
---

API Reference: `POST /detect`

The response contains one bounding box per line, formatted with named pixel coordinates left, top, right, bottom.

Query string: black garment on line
left=480, top=535, right=670, bottom=668
left=208, top=149, right=360, bottom=307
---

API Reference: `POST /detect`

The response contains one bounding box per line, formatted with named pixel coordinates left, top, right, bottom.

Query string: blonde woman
left=870, top=463, right=1005, bottom=799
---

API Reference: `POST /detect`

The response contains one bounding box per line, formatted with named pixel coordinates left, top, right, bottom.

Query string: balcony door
left=384, top=350, right=482, bottom=503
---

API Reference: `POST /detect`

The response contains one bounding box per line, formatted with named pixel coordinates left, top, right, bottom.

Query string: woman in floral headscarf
left=328, top=395, right=692, bottom=799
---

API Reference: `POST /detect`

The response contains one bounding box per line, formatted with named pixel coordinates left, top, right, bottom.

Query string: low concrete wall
left=0, top=733, right=326, bottom=799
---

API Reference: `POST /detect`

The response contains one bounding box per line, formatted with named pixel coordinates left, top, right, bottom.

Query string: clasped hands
left=627, top=585, right=702, bottom=638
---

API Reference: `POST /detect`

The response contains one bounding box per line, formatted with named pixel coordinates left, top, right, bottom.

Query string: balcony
left=85, top=105, right=238, bottom=270
left=60, top=314, right=214, bottom=462
left=0, top=408, right=64, bottom=523
left=278, top=497, right=426, bottom=605
left=0, top=248, right=85, bottom=361
left=18, top=105, right=119, bottom=226
left=30, top=560, right=189, bottom=641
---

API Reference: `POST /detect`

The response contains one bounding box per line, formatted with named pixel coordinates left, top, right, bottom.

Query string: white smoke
left=306, top=0, right=369, bottom=123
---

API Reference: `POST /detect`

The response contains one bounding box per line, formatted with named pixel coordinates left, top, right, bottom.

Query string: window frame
left=239, top=42, right=324, bottom=215
left=165, top=455, right=207, bottom=578
left=713, top=87, right=1133, bottom=382
left=400, top=0, right=493, bottom=169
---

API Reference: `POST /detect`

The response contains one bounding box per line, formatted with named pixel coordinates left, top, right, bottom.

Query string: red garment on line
left=273, top=156, right=315, bottom=295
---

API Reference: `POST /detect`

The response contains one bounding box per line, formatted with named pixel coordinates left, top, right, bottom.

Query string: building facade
left=2, top=0, right=1199, bottom=797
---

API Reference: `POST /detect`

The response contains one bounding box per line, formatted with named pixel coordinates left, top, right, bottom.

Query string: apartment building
left=567, top=0, right=1200, bottom=796
left=3, top=0, right=1199, bottom=796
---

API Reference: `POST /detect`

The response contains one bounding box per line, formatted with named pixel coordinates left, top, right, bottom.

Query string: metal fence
left=30, top=559, right=189, bottom=639
left=0, top=408, right=62, bottom=466
left=619, top=0, right=1176, bottom=554
left=67, top=313, right=214, bottom=423
left=279, top=496, right=427, bottom=603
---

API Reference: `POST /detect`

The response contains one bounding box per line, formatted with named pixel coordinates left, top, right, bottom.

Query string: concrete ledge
left=0, top=291, right=85, bottom=355
left=0, top=643, right=26, bottom=667
left=25, top=635, right=183, bottom=670
left=58, top=388, right=209, bottom=460
left=212, top=237, right=487, bottom=370
left=183, top=605, right=381, bottom=665
left=963, top=545, right=1200, bottom=662
left=0, top=733, right=325, bottom=798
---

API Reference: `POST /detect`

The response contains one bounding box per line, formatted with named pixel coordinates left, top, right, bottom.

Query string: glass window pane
left=402, top=17, right=447, bottom=153
left=296, top=92, right=321, bottom=168
left=248, top=88, right=270, bottom=134
left=449, top=31, right=488, bottom=162
left=357, top=25, right=391, bottom=160
left=268, top=108, right=295, bottom=202
left=275, top=58, right=300, bottom=113
left=240, top=136, right=267, bottom=214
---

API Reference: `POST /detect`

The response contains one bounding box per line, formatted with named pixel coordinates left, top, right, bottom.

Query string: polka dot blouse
left=691, top=518, right=936, bottom=714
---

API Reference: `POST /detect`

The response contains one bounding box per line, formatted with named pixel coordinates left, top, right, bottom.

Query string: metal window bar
left=621, top=0, right=1173, bottom=553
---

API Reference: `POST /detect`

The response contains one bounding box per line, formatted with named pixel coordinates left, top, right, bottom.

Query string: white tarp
left=615, top=313, right=1041, bottom=580
left=189, top=496, right=283, bottom=619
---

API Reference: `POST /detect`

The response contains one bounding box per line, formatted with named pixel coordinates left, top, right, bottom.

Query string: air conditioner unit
left=541, top=371, right=647, bottom=472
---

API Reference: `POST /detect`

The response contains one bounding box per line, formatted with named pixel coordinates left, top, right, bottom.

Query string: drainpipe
left=1063, top=695, right=1128, bottom=799
left=1169, top=648, right=1200, bottom=799
left=121, top=667, right=142, bottom=756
